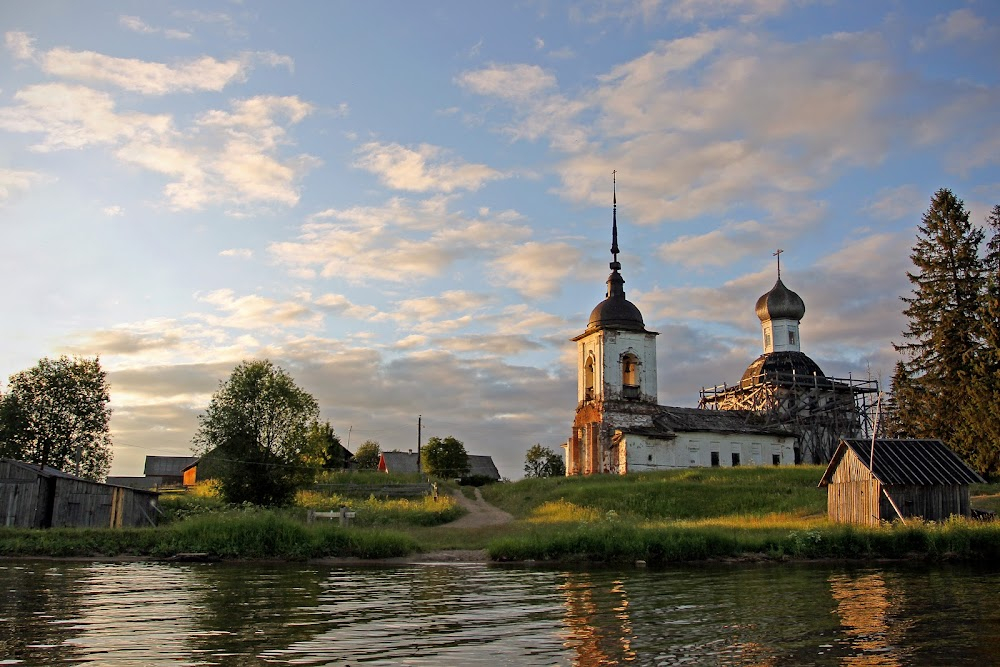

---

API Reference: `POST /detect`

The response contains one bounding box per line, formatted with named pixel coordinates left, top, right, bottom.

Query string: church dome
left=740, top=350, right=825, bottom=385
left=755, top=277, right=805, bottom=322
left=587, top=271, right=646, bottom=331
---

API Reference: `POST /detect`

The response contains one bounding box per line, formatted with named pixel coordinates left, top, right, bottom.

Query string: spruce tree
left=955, top=205, right=1000, bottom=476
left=892, top=189, right=984, bottom=446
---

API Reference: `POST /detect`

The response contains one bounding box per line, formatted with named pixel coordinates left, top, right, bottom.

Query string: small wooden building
left=377, top=451, right=501, bottom=480
left=818, top=439, right=984, bottom=525
left=0, top=458, right=159, bottom=529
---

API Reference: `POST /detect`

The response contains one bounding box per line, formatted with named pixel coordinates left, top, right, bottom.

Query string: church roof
left=755, top=277, right=805, bottom=322
left=740, top=351, right=826, bottom=385
left=615, top=406, right=792, bottom=439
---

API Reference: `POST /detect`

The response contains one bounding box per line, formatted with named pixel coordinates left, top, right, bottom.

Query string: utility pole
left=417, top=415, right=422, bottom=474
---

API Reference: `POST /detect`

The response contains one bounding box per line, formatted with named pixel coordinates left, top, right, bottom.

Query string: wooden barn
left=818, top=439, right=984, bottom=525
left=0, top=458, right=159, bottom=529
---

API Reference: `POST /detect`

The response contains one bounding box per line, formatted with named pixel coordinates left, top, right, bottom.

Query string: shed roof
left=144, top=456, right=199, bottom=477
left=819, top=439, right=985, bottom=487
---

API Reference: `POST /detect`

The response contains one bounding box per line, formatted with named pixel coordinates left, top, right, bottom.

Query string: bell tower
left=568, top=175, right=659, bottom=474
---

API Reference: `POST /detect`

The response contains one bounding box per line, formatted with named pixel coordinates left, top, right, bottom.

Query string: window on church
left=711, top=452, right=720, bottom=467
left=622, top=353, right=639, bottom=399
left=788, top=330, right=796, bottom=345
left=584, top=356, right=596, bottom=400
left=764, top=331, right=771, bottom=350
left=731, top=452, right=741, bottom=467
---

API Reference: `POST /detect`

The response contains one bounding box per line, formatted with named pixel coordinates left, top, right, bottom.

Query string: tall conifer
left=955, top=205, right=1000, bottom=476
left=892, top=189, right=984, bottom=446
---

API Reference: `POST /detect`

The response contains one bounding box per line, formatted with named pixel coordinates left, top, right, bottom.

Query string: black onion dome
left=587, top=271, right=646, bottom=331
left=755, top=277, right=805, bottom=322
left=740, top=351, right=825, bottom=385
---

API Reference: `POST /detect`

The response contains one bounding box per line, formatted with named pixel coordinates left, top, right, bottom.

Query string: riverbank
left=3, top=467, right=1000, bottom=564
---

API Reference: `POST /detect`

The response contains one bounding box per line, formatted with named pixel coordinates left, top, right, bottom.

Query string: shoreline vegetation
left=3, top=467, right=1000, bottom=565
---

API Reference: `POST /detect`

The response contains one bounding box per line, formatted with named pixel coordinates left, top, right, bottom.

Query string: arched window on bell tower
left=622, top=352, right=639, bottom=399
left=584, top=355, right=596, bottom=401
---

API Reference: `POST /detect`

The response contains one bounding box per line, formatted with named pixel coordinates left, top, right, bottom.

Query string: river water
left=1, top=559, right=998, bottom=666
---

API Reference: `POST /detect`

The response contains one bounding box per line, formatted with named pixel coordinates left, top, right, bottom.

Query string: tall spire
left=774, top=248, right=783, bottom=279
left=610, top=170, right=621, bottom=271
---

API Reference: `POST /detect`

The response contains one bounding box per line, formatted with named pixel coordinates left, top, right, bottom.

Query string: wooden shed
left=818, top=439, right=985, bottom=525
left=0, top=458, right=159, bottom=529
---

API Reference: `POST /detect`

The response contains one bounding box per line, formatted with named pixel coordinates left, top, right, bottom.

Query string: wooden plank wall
left=0, top=462, right=43, bottom=528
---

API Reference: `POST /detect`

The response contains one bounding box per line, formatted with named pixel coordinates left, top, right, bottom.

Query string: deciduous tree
left=351, top=440, right=381, bottom=470
left=422, top=436, right=469, bottom=478
left=0, top=355, right=112, bottom=480
left=192, top=359, right=320, bottom=505
left=524, top=444, right=566, bottom=478
left=307, top=420, right=348, bottom=469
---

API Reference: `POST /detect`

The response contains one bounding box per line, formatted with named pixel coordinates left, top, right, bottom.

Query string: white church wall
left=620, top=431, right=795, bottom=473
left=576, top=329, right=657, bottom=403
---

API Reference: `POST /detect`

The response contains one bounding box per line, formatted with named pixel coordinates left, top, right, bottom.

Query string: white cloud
left=219, top=248, right=253, bottom=259
left=0, top=168, right=44, bottom=203
left=313, top=293, right=380, bottom=320
left=491, top=241, right=583, bottom=299
left=196, top=289, right=321, bottom=330
left=0, top=83, right=173, bottom=152
left=270, top=198, right=532, bottom=284
left=354, top=142, right=507, bottom=193
left=103, top=205, right=124, bottom=217
left=5, top=31, right=35, bottom=59
left=119, top=15, right=192, bottom=40
left=457, top=63, right=557, bottom=101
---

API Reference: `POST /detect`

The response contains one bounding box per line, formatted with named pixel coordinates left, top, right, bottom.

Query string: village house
left=377, top=451, right=501, bottom=481
left=566, top=190, right=795, bottom=475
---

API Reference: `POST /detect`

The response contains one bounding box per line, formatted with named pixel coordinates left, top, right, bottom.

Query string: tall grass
left=0, top=513, right=418, bottom=560
left=296, top=490, right=464, bottom=527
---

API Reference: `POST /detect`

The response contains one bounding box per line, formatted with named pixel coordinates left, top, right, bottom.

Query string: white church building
left=565, top=190, right=795, bottom=475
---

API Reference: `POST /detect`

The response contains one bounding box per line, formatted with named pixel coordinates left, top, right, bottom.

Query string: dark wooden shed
left=0, top=458, right=159, bottom=529
left=818, top=439, right=985, bottom=525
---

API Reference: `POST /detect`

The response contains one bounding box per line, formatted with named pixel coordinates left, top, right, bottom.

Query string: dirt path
left=443, top=487, right=514, bottom=529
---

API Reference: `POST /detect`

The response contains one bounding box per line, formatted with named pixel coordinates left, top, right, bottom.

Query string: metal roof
left=650, top=406, right=792, bottom=437
left=144, top=456, right=199, bottom=477
left=378, top=451, right=501, bottom=479
left=819, top=439, right=985, bottom=487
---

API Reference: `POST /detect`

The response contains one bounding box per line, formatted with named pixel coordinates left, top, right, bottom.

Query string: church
left=565, top=192, right=797, bottom=475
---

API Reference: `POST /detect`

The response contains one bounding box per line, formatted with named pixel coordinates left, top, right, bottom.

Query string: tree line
left=887, top=188, right=1000, bottom=477
left=0, top=356, right=479, bottom=505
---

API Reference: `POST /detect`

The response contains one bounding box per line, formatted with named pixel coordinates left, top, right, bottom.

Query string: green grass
left=5, top=467, right=1000, bottom=563
left=481, top=466, right=829, bottom=521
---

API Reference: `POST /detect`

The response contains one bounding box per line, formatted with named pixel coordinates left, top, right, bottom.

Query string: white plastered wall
left=577, top=329, right=658, bottom=402
left=619, top=431, right=794, bottom=473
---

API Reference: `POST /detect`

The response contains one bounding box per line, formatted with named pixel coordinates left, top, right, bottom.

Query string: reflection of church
left=565, top=192, right=796, bottom=475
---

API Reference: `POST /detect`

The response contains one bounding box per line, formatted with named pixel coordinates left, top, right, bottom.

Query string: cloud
left=0, top=168, right=44, bottom=203
left=863, top=185, right=923, bottom=221
left=354, top=142, right=507, bottom=193
left=41, top=49, right=249, bottom=95
left=667, top=0, right=793, bottom=22
left=219, top=248, right=253, bottom=259
left=195, top=289, right=321, bottom=330
left=491, top=241, right=584, bottom=299
left=270, top=197, right=532, bottom=284
left=913, top=9, right=993, bottom=51
left=313, top=293, right=380, bottom=320
left=0, top=83, right=173, bottom=152
left=119, top=15, right=192, bottom=40
left=5, top=31, right=35, bottom=59
left=460, top=29, right=957, bottom=223
left=658, top=219, right=768, bottom=268
left=103, top=205, right=124, bottom=217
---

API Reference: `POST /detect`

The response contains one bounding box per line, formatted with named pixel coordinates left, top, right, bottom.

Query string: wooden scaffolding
left=699, top=371, right=880, bottom=464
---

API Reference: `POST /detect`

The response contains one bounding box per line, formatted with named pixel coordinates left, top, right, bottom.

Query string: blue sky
left=2, top=1, right=998, bottom=479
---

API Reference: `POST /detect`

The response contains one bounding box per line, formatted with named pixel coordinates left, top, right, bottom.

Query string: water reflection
left=2, top=561, right=1000, bottom=665
left=829, top=572, right=911, bottom=666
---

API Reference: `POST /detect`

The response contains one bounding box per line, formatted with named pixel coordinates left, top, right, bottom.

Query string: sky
left=1, top=1, right=998, bottom=480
